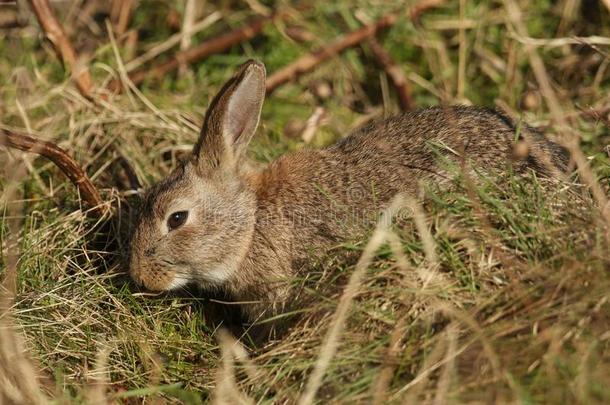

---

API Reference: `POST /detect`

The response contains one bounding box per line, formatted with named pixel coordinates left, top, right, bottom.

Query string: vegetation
left=0, top=0, right=608, bottom=403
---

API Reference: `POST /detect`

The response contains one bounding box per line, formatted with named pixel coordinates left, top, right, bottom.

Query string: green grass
left=1, top=0, right=609, bottom=403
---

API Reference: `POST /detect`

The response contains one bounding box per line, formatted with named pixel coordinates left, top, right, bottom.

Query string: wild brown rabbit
left=129, top=60, right=568, bottom=322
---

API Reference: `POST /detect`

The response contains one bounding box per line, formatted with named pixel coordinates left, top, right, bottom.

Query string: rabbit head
left=129, top=60, right=266, bottom=292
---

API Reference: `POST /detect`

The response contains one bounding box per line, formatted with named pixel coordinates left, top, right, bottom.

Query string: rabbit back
left=234, top=106, right=569, bottom=317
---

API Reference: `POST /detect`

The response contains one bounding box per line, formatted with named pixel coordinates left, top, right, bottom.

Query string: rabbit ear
left=193, top=60, right=266, bottom=171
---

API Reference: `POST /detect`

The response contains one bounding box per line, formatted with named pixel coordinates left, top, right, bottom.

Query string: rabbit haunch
left=129, top=60, right=568, bottom=322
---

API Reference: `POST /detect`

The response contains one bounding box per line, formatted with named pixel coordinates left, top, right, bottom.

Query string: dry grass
left=1, top=0, right=609, bottom=403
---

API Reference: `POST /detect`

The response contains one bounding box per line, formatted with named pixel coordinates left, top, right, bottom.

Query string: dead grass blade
left=213, top=329, right=255, bottom=405
left=86, top=342, right=112, bottom=404
left=266, top=14, right=398, bottom=93
left=298, top=194, right=407, bottom=405
left=0, top=155, right=47, bottom=404
left=370, top=316, right=408, bottom=405
left=503, top=0, right=610, bottom=244
left=110, top=14, right=280, bottom=92
left=123, top=11, right=221, bottom=73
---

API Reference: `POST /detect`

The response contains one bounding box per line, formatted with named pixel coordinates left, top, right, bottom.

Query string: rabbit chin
left=169, top=258, right=239, bottom=291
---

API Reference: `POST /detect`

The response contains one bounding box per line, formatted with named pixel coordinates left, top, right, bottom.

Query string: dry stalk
left=432, top=323, right=458, bottom=405
left=370, top=316, right=408, bottom=405
left=398, top=331, right=448, bottom=402
left=434, top=302, right=510, bottom=389
left=213, top=329, right=255, bottom=405
left=123, top=11, right=222, bottom=73
left=86, top=343, right=112, bottom=404
left=266, top=14, right=397, bottom=93
left=503, top=0, right=610, bottom=243
left=509, top=34, right=610, bottom=48
left=110, top=14, right=280, bottom=92
left=409, top=0, right=446, bottom=24
left=406, top=195, right=439, bottom=273
left=457, top=0, right=467, bottom=100
left=0, top=156, right=47, bottom=404
left=179, top=0, right=198, bottom=75
left=111, top=0, right=134, bottom=36
left=298, top=194, right=407, bottom=405
left=28, top=0, right=94, bottom=100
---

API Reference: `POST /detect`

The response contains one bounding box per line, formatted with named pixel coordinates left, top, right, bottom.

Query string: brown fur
left=129, top=60, right=569, bottom=322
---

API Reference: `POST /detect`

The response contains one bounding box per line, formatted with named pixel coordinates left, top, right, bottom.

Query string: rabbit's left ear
left=193, top=60, right=266, bottom=171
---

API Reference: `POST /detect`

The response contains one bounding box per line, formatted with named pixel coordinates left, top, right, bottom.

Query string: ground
left=0, top=0, right=609, bottom=403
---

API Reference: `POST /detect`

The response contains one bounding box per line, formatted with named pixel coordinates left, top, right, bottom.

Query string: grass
left=1, top=0, right=609, bottom=403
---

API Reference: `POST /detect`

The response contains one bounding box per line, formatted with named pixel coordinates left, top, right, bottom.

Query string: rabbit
left=129, top=60, right=569, bottom=322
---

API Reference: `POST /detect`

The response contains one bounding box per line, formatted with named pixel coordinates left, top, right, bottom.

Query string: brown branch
left=0, top=129, right=106, bottom=215
left=265, top=14, right=397, bottom=93
left=109, top=14, right=279, bottom=92
left=111, top=0, right=134, bottom=36
left=265, top=0, right=444, bottom=94
left=409, top=0, right=446, bottom=25
left=571, top=105, right=610, bottom=126
left=368, top=38, right=414, bottom=111
left=28, top=0, right=94, bottom=100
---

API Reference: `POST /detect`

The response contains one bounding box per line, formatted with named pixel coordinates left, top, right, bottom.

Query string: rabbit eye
left=167, top=211, right=188, bottom=231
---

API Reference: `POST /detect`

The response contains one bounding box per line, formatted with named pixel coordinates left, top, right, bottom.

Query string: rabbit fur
left=129, top=60, right=569, bottom=322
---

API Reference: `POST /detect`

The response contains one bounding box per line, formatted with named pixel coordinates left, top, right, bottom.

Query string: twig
left=266, top=14, right=397, bottom=93
left=111, top=0, right=133, bottom=36
left=109, top=14, right=278, bottom=92
left=179, top=0, right=198, bottom=76
left=572, top=105, right=610, bottom=126
left=457, top=0, right=466, bottom=100
left=368, top=38, right=414, bottom=111
left=0, top=129, right=106, bottom=214
left=266, top=0, right=444, bottom=93
left=28, top=0, right=94, bottom=100
left=409, top=0, right=446, bottom=24
left=180, top=0, right=198, bottom=68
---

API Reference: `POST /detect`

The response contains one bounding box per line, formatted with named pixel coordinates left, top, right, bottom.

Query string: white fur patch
left=205, top=261, right=238, bottom=284
left=168, top=275, right=189, bottom=290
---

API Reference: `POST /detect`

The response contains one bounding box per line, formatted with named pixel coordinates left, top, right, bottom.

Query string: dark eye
left=167, top=211, right=188, bottom=231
